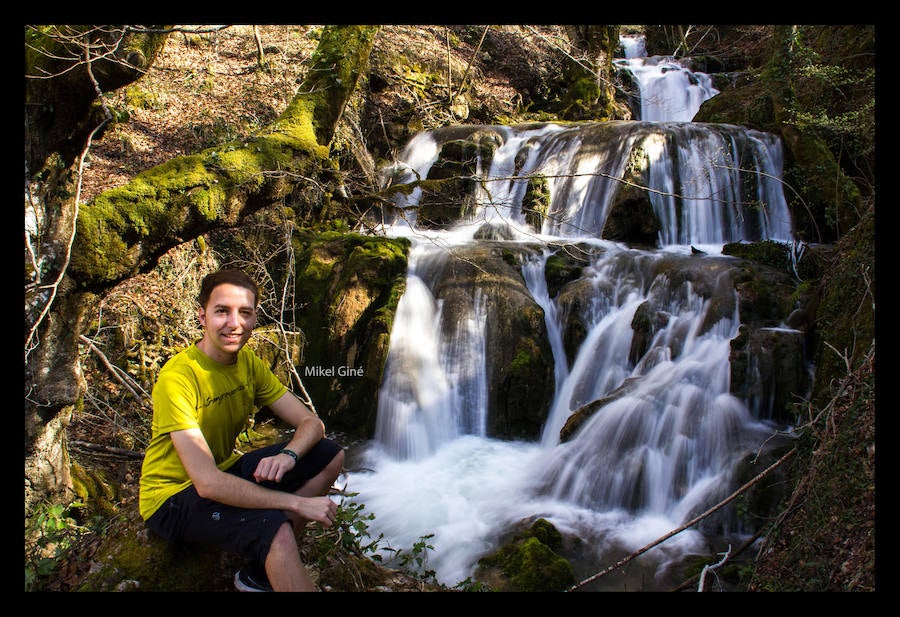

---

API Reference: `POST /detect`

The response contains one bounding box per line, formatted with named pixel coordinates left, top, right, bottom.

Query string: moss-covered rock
left=476, top=518, right=575, bottom=592
left=780, top=125, right=862, bottom=243
left=522, top=174, right=550, bottom=231
left=425, top=242, right=555, bottom=439
left=70, top=462, right=120, bottom=520
left=543, top=250, right=587, bottom=299
left=288, top=230, right=410, bottom=436
left=417, top=131, right=502, bottom=228
left=75, top=508, right=229, bottom=592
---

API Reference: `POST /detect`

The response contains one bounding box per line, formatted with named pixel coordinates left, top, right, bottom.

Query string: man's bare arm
left=267, top=391, right=326, bottom=457
left=169, top=427, right=335, bottom=525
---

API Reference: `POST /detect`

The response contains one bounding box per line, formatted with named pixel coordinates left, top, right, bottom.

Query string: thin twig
left=697, top=544, right=731, bottom=592
left=69, top=439, right=144, bottom=459
left=25, top=32, right=115, bottom=358
left=79, top=334, right=151, bottom=406
left=453, top=25, right=490, bottom=101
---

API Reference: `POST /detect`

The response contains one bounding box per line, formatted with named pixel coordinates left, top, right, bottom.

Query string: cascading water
left=373, top=243, right=491, bottom=459
left=615, top=33, right=719, bottom=122
left=346, top=34, right=798, bottom=591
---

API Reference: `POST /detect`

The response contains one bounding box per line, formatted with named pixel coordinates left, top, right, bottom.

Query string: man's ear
left=197, top=306, right=206, bottom=327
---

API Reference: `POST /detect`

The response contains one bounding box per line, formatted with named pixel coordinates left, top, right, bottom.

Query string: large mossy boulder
left=417, top=129, right=503, bottom=228
left=429, top=238, right=556, bottom=439
left=289, top=230, right=410, bottom=437
left=74, top=508, right=232, bottom=592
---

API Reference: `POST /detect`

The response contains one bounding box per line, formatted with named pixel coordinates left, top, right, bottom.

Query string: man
left=139, top=268, right=345, bottom=592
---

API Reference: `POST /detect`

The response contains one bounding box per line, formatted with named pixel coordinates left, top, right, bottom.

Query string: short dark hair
left=198, top=269, right=259, bottom=308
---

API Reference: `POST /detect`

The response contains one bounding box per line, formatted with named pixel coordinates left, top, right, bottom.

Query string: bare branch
left=79, top=334, right=152, bottom=407
left=24, top=117, right=106, bottom=357
left=453, top=25, right=490, bottom=102
left=70, top=440, right=144, bottom=459
left=697, top=545, right=732, bottom=592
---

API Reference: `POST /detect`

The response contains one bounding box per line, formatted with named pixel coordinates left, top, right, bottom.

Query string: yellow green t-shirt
left=138, top=342, right=287, bottom=520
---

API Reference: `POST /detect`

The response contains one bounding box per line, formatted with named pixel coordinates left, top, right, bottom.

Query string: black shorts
left=145, top=438, right=343, bottom=566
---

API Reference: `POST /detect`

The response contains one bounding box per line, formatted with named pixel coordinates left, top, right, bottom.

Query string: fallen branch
left=70, top=439, right=144, bottom=459
left=567, top=446, right=797, bottom=591
left=79, top=334, right=152, bottom=407
left=670, top=522, right=765, bottom=591
left=698, top=545, right=731, bottom=592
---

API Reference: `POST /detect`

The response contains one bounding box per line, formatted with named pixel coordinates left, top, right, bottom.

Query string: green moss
left=123, top=85, right=162, bottom=111
left=526, top=517, right=564, bottom=550
left=510, top=537, right=573, bottom=591
left=287, top=26, right=379, bottom=147
left=781, top=127, right=862, bottom=242
left=343, top=235, right=411, bottom=286
left=265, top=97, right=326, bottom=155
left=479, top=538, right=574, bottom=592
left=69, top=462, right=119, bottom=519
left=722, top=240, right=790, bottom=273
left=544, top=252, right=584, bottom=297
left=477, top=518, right=574, bottom=592
left=72, top=153, right=225, bottom=279
left=284, top=229, right=409, bottom=435
left=77, top=521, right=224, bottom=591
left=509, top=341, right=540, bottom=376
left=522, top=175, right=549, bottom=229
left=564, top=77, right=602, bottom=113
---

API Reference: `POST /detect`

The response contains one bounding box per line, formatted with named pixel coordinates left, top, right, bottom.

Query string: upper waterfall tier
left=614, top=33, right=719, bottom=122
left=615, top=55, right=719, bottom=122
left=378, top=121, right=794, bottom=247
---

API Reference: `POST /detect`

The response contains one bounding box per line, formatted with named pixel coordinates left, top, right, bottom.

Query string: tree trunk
left=561, top=25, right=625, bottom=120
left=25, top=25, right=171, bottom=516
left=24, top=25, right=380, bottom=519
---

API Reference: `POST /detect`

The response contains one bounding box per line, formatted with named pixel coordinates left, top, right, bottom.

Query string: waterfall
left=538, top=263, right=774, bottom=515
left=372, top=245, right=490, bottom=460
left=523, top=250, right=568, bottom=401
left=524, top=122, right=794, bottom=245
left=349, top=34, right=796, bottom=591
left=615, top=34, right=719, bottom=122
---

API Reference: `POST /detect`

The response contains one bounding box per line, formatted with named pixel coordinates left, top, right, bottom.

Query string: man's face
left=197, top=283, right=257, bottom=363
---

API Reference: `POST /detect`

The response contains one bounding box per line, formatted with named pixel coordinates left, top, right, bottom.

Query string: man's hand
left=252, top=452, right=296, bottom=484
left=250, top=449, right=338, bottom=527
left=295, top=495, right=339, bottom=528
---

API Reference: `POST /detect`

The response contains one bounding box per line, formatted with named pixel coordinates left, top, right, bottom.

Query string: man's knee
left=271, top=521, right=298, bottom=550
left=330, top=448, right=345, bottom=472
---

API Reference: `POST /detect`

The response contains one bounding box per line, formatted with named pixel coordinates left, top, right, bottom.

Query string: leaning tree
left=24, top=24, right=379, bottom=520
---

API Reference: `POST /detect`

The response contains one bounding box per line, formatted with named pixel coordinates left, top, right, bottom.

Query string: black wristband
left=279, top=448, right=299, bottom=462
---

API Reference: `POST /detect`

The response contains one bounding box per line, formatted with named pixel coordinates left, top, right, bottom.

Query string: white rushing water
left=615, top=33, right=719, bottom=122
left=344, top=35, right=793, bottom=591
